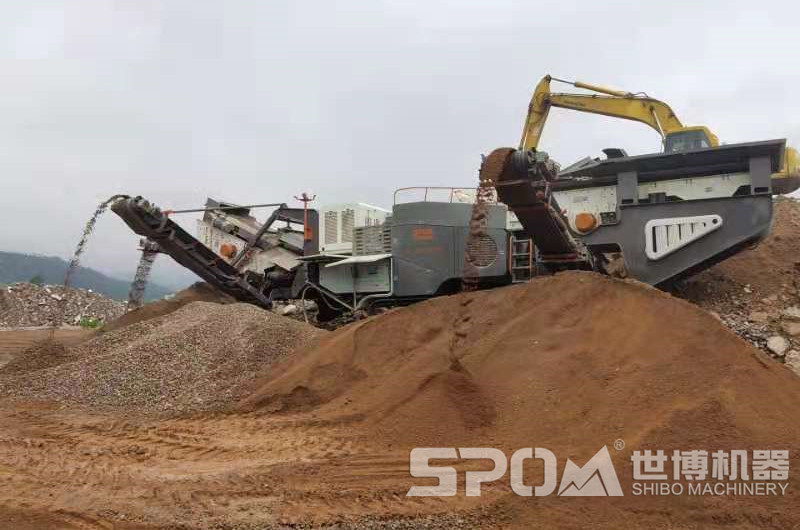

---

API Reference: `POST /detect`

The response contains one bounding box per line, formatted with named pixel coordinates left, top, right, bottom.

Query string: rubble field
left=0, top=282, right=126, bottom=328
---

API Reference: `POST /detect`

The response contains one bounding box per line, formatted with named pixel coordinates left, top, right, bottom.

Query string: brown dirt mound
left=102, top=281, right=234, bottom=332
left=683, top=197, right=800, bottom=298
left=0, top=301, right=324, bottom=415
left=707, top=197, right=800, bottom=294
left=242, top=271, right=800, bottom=528
left=1, top=339, right=73, bottom=375
left=0, top=327, right=96, bottom=374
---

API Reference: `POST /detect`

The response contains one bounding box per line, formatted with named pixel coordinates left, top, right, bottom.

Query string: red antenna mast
left=294, top=192, right=316, bottom=242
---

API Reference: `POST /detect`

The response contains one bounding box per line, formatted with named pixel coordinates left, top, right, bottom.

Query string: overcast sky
left=1, top=0, right=798, bottom=287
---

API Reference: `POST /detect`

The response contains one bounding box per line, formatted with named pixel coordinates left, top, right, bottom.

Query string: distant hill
left=0, top=251, right=173, bottom=302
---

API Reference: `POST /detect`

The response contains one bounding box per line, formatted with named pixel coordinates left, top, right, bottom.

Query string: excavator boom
left=519, top=75, right=716, bottom=152
left=517, top=74, right=798, bottom=193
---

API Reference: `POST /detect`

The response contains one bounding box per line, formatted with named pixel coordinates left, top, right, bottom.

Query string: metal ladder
left=510, top=236, right=534, bottom=283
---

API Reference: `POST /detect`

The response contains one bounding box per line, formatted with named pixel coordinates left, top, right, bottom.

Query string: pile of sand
left=242, top=271, right=800, bottom=527
left=1, top=301, right=324, bottom=414
left=683, top=197, right=800, bottom=300
left=102, top=281, right=234, bottom=332
left=705, top=197, right=800, bottom=294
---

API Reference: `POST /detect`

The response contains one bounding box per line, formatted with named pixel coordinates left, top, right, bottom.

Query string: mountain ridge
left=0, top=251, right=172, bottom=302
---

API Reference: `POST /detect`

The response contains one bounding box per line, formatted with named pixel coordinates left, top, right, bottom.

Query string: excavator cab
left=664, top=126, right=718, bottom=153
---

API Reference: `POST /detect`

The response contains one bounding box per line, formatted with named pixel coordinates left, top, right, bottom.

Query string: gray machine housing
left=390, top=201, right=509, bottom=297
left=303, top=200, right=511, bottom=306
left=553, top=140, right=783, bottom=285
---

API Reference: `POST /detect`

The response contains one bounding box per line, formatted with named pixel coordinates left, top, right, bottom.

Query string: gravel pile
left=102, top=282, right=234, bottom=332
left=0, top=282, right=126, bottom=328
left=0, top=301, right=324, bottom=414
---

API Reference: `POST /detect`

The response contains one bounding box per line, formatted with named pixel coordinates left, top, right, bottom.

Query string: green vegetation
left=78, top=316, right=102, bottom=329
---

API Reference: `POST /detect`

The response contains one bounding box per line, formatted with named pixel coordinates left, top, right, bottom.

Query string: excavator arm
left=517, top=75, right=798, bottom=193
left=519, top=75, right=717, bottom=152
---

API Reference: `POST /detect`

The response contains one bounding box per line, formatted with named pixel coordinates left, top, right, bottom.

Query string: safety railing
left=393, top=186, right=498, bottom=205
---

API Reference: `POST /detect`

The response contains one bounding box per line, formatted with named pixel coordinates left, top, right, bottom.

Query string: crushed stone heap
left=0, top=282, right=126, bottom=328
left=0, top=301, right=325, bottom=414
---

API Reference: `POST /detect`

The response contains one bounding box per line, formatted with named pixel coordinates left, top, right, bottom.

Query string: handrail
left=393, top=186, right=498, bottom=205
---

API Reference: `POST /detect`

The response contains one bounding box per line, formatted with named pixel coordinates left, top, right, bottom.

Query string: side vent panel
left=645, top=215, right=723, bottom=261
left=324, top=211, right=339, bottom=245
left=341, top=208, right=355, bottom=243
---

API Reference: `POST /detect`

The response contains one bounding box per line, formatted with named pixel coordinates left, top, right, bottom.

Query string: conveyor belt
left=481, top=148, right=582, bottom=261
left=111, top=196, right=272, bottom=308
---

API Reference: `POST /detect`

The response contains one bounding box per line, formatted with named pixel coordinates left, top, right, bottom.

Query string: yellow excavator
left=519, top=75, right=800, bottom=194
